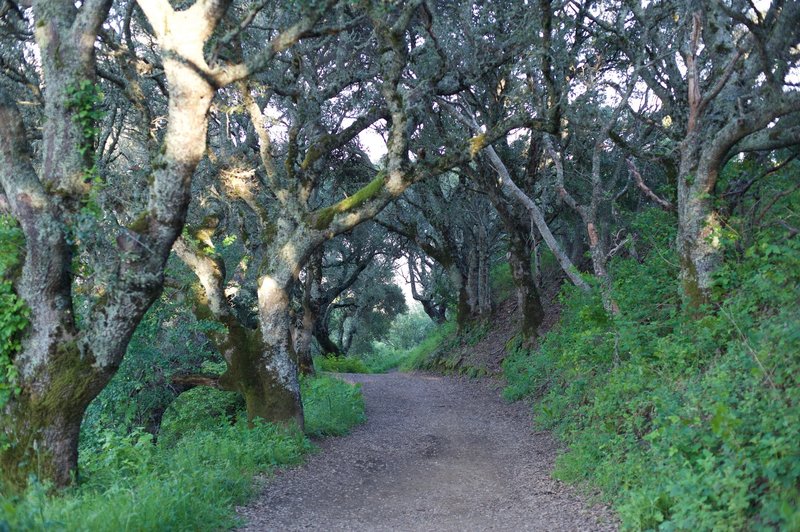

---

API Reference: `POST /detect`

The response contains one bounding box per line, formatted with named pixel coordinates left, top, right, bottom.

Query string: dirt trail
left=238, top=372, right=617, bottom=531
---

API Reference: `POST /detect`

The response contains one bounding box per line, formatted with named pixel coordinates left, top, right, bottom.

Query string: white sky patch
left=357, top=122, right=388, bottom=162
left=392, top=254, right=422, bottom=310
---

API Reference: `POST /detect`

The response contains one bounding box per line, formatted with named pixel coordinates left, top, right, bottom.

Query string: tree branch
left=627, top=158, right=675, bottom=211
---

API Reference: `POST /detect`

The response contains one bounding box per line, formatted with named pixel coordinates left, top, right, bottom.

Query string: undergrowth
left=502, top=208, right=800, bottom=530
left=0, top=216, right=27, bottom=412
left=395, top=320, right=457, bottom=371
left=314, top=355, right=370, bottom=374
left=0, top=374, right=365, bottom=531
left=302, top=375, right=366, bottom=437
left=361, top=348, right=409, bottom=373
left=359, top=307, right=443, bottom=373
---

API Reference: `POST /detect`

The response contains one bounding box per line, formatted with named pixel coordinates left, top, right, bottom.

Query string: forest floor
left=237, top=371, right=617, bottom=531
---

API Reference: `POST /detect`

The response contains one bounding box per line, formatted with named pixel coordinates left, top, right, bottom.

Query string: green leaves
left=301, top=375, right=366, bottom=437
left=0, top=216, right=27, bottom=409
left=65, top=79, right=105, bottom=158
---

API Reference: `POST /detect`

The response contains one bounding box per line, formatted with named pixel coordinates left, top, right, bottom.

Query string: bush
left=502, top=208, right=800, bottom=530
left=489, top=261, right=515, bottom=302
left=399, top=320, right=457, bottom=370
left=361, top=345, right=408, bottom=373
left=0, top=216, right=27, bottom=412
left=359, top=307, right=440, bottom=373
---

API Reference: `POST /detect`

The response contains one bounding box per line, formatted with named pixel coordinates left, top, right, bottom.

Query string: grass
left=401, top=320, right=457, bottom=370
left=361, top=347, right=409, bottom=373
left=302, top=375, right=366, bottom=437
left=314, top=355, right=370, bottom=374
left=0, top=375, right=365, bottom=531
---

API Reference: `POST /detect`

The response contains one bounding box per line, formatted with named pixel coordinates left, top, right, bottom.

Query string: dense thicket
left=1, top=3, right=798, bottom=528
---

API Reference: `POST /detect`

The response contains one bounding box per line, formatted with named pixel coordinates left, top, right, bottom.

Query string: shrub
left=361, top=345, right=408, bottom=373
left=502, top=208, right=800, bottom=530
left=400, top=320, right=457, bottom=370
left=0, top=216, right=27, bottom=412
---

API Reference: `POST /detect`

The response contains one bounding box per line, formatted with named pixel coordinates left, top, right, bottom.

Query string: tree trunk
left=295, top=313, right=316, bottom=376
left=473, top=158, right=545, bottom=336
left=255, top=272, right=304, bottom=428
left=0, top=341, right=99, bottom=488
left=677, top=151, right=722, bottom=309
left=341, top=314, right=357, bottom=353
left=420, top=299, right=447, bottom=325
left=466, top=247, right=479, bottom=318
left=483, top=145, right=591, bottom=291
left=313, top=320, right=344, bottom=356
left=477, top=224, right=492, bottom=316
left=507, top=232, right=544, bottom=337
left=175, top=237, right=304, bottom=428
left=296, top=250, right=323, bottom=375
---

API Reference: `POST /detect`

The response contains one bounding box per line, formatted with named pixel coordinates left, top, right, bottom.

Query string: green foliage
left=0, top=216, right=27, bottom=411
left=356, top=316, right=457, bottom=374
left=382, top=307, right=436, bottom=351
left=489, top=261, right=515, bottom=301
left=503, top=208, right=800, bottom=530
left=0, top=420, right=309, bottom=531
left=1, top=374, right=365, bottom=530
left=400, top=320, right=457, bottom=370
left=65, top=80, right=104, bottom=158
left=302, top=375, right=366, bottom=437
left=65, top=80, right=106, bottom=220
left=361, top=308, right=437, bottom=372
left=344, top=283, right=408, bottom=356
left=157, top=387, right=244, bottom=448
left=361, top=347, right=409, bottom=373
left=81, top=291, right=224, bottom=440
left=314, top=355, right=371, bottom=374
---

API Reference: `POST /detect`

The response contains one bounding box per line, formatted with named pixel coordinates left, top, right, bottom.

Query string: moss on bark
left=309, top=173, right=385, bottom=230
left=1, top=339, right=95, bottom=490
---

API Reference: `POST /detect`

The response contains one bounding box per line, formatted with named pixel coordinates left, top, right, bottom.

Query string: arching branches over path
left=177, top=0, right=534, bottom=426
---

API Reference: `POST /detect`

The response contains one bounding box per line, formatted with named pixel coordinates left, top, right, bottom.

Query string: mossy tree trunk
left=296, top=250, right=323, bottom=375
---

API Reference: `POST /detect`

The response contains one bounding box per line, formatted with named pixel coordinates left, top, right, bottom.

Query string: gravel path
left=237, top=372, right=617, bottom=531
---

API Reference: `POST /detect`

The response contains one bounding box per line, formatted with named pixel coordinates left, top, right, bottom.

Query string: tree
left=0, top=0, right=332, bottom=488
left=609, top=0, right=800, bottom=307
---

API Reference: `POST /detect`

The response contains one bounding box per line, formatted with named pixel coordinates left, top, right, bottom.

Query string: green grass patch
left=361, top=347, right=408, bottom=373
left=398, top=320, right=457, bottom=370
left=356, top=320, right=457, bottom=374
left=302, top=375, right=366, bottom=437
left=1, top=375, right=365, bottom=531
